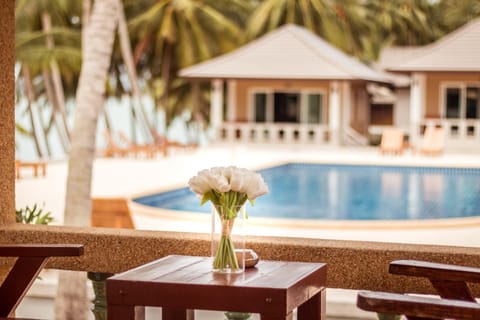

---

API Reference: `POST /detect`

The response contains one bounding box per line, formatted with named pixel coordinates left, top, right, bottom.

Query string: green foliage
left=16, top=204, right=54, bottom=225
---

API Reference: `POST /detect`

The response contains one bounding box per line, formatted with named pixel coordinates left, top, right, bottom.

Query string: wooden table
left=107, top=255, right=327, bottom=320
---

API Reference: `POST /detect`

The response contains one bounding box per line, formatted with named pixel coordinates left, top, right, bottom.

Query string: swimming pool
left=133, top=163, right=480, bottom=221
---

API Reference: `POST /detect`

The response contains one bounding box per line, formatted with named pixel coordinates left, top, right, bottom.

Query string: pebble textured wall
left=0, top=0, right=15, bottom=225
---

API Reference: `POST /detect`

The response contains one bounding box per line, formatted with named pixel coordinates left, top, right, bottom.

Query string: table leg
left=260, top=312, right=293, bottom=320
left=297, top=290, right=326, bottom=320
left=108, top=305, right=135, bottom=320
left=162, top=307, right=194, bottom=320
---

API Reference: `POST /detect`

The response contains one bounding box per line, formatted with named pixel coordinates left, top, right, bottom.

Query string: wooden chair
left=389, top=260, right=480, bottom=302
left=420, top=127, right=444, bottom=156
left=358, top=260, right=480, bottom=320
left=380, top=129, right=404, bottom=155
left=357, top=290, right=480, bottom=320
left=0, top=244, right=84, bottom=318
left=91, top=197, right=135, bottom=229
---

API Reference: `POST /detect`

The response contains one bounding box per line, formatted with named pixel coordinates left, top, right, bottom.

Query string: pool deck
left=15, top=143, right=480, bottom=247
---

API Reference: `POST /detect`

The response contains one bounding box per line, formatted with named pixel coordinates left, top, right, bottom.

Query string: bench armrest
left=389, top=260, right=480, bottom=283
left=0, top=244, right=84, bottom=257
left=357, top=291, right=480, bottom=319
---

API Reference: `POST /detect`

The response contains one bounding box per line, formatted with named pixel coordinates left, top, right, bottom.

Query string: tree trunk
left=117, top=3, right=152, bottom=142
left=41, top=12, right=71, bottom=151
left=162, top=42, right=173, bottom=127
left=21, top=66, right=47, bottom=158
left=55, top=0, right=120, bottom=319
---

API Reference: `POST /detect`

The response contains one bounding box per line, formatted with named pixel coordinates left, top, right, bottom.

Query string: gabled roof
left=179, top=24, right=390, bottom=83
left=385, top=18, right=480, bottom=72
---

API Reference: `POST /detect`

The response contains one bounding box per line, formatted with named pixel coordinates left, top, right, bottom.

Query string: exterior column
left=410, top=73, right=425, bottom=147
left=342, top=81, right=351, bottom=131
left=210, top=79, right=224, bottom=139
left=0, top=0, right=15, bottom=225
left=329, top=81, right=341, bottom=146
left=226, top=80, right=236, bottom=122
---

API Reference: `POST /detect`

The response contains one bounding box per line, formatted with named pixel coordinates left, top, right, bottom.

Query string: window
left=251, top=90, right=325, bottom=124
left=443, top=85, right=480, bottom=119
left=307, top=94, right=323, bottom=124
left=274, top=92, right=300, bottom=123
left=254, top=93, right=267, bottom=122
left=466, top=86, right=480, bottom=119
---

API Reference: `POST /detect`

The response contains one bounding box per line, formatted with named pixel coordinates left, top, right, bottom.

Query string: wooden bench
left=357, top=259, right=480, bottom=319
left=91, top=197, right=134, bottom=229
left=357, top=290, right=480, bottom=319
left=0, top=244, right=84, bottom=318
left=15, top=161, right=46, bottom=179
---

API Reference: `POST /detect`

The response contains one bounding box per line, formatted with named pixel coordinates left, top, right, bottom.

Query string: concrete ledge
left=1, top=223, right=479, bottom=296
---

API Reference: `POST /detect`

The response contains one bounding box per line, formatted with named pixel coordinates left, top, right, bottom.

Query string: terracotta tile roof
left=383, top=18, right=480, bottom=72
left=179, top=24, right=390, bottom=83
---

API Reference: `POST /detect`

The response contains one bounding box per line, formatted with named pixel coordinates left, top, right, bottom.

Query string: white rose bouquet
left=188, top=166, right=268, bottom=271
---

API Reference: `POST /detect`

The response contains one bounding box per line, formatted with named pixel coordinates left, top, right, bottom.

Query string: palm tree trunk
left=55, top=0, right=120, bottom=319
left=42, top=69, right=69, bottom=153
left=117, top=3, right=152, bottom=142
left=41, top=12, right=71, bottom=150
left=162, top=42, right=173, bottom=127
left=21, top=66, right=47, bottom=158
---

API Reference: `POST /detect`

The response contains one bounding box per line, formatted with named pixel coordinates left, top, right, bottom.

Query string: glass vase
left=211, top=203, right=246, bottom=274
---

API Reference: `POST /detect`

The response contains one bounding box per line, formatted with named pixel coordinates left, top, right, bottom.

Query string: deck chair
left=15, top=160, right=47, bottom=179
left=380, top=129, right=404, bottom=155
left=357, top=290, right=480, bottom=319
left=102, top=131, right=130, bottom=157
left=91, top=197, right=135, bottom=229
left=150, top=128, right=197, bottom=157
left=117, top=131, right=156, bottom=159
left=420, top=127, right=445, bottom=156
left=0, top=244, right=84, bottom=318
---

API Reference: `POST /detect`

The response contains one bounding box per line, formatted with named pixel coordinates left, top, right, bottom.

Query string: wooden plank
left=357, top=291, right=480, bottom=319
left=91, top=197, right=135, bottom=229
left=0, top=257, right=46, bottom=317
left=390, top=260, right=480, bottom=282
left=0, top=244, right=83, bottom=257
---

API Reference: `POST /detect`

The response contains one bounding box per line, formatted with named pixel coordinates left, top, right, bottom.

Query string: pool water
left=134, top=163, right=480, bottom=221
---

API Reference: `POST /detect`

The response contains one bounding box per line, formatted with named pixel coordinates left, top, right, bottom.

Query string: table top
left=107, top=255, right=327, bottom=314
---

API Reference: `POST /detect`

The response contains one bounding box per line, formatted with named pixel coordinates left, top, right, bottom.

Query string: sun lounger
left=420, top=127, right=444, bottom=156
left=150, top=128, right=197, bottom=157
left=380, top=128, right=404, bottom=155
left=15, top=160, right=47, bottom=179
left=117, top=131, right=156, bottom=158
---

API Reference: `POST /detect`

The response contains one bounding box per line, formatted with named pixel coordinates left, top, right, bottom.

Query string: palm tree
left=435, top=0, right=480, bottom=31
left=365, top=0, right=440, bottom=47
left=245, top=0, right=371, bottom=59
left=127, top=0, right=243, bottom=127
left=56, top=0, right=121, bottom=318
left=15, top=0, right=82, bottom=156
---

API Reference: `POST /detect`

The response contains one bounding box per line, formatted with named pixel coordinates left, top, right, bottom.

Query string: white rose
left=230, top=169, right=248, bottom=193
left=206, top=174, right=231, bottom=193
left=188, top=174, right=211, bottom=196
left=245, top=173, right=269, bottom=200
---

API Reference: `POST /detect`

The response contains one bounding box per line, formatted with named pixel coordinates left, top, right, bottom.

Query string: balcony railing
left=422, top=119, right=480, bottom=147
left=217, top=122, right=330, bottom=144
left=2, top=223, right=480, bottom=297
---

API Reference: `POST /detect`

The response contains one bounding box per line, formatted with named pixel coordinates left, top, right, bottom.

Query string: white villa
left=179, top=21, right=480, bottom=151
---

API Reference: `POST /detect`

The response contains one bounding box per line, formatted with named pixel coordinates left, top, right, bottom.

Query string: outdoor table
left=106, top=255, right=327, bottom=320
